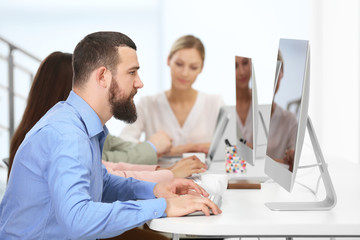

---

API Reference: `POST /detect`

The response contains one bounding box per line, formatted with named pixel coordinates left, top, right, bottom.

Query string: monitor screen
left=235, top=56, right=259, bottom=166
left=207, top=107, right=231, bottom=161
left=264, top=38, right=310, bottom=192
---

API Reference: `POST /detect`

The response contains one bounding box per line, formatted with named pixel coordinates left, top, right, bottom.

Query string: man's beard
left=109, top=78, right=137, bottom=124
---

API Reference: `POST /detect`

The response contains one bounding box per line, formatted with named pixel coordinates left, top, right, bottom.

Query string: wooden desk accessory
left=227, top=179, right=261, bottom=189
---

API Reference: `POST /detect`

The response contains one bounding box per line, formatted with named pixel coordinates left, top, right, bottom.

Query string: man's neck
left=73, top=87, right=110, bottom=126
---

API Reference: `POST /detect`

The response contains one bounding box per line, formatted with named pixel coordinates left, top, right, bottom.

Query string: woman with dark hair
left=8, top=52, right=73, bottom=178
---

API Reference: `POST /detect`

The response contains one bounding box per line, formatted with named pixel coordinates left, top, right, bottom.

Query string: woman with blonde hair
left=120, top=35, right=224, bottom=156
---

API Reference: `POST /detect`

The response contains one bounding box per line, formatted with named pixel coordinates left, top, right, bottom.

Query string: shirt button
left=154, top=211, right=158, bottom=216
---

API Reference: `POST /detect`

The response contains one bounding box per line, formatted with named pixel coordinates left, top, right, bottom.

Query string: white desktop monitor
left=264, top=38, right=336, bottom=211
left=235, top=56, right=259, bottom=166
left=264, top=38, right=309, bottom=192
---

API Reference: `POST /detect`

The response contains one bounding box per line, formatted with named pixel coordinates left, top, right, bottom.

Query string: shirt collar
left=66, top=90, right=109, bottom=139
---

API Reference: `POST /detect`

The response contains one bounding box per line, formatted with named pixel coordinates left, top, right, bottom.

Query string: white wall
left=0, top=0, right=163, bottom=159
left=0, top=0, right=359, bottom=164
left=160, top=0, right=360, bottom=164
left=160, top=0, right=311, bottom=106
left=310, top=0, right=360, bottom=164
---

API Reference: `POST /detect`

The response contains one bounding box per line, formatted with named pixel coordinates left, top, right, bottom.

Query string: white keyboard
left=187, top=173, right=202, bottom=184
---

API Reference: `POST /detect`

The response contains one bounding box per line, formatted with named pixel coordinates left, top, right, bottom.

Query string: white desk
left=148, top=160, right=360, bottom=239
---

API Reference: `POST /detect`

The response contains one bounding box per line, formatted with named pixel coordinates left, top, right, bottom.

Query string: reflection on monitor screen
left=264, top=38, right=336, bottom=211
left=235, top=56, right=259, bottom=166
left=266, top=40, right=306, bottom=173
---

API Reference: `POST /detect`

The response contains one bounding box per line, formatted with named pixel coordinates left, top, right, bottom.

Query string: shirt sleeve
left=103, top=161, right=158, bottom=171
left=103, top=161, right=174, bottom=182
left=102, top=134, right=157, bottom=165
left=102, top=165, right=158, bottom=201
left=46, top=133, right=166, bottom=239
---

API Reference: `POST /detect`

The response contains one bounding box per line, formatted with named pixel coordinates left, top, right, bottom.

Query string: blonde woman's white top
left=120, top=91, right=224, bottom=147
left=236, top=102, right=253, bottom=145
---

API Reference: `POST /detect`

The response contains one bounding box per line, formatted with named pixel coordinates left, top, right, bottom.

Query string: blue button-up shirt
left=0, top=91, right=166, bottom=239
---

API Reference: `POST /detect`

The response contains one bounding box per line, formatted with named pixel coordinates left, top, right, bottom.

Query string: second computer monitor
left=235, top=56, right=259, bottom=166
left=264, top=38, right=309, bottom=192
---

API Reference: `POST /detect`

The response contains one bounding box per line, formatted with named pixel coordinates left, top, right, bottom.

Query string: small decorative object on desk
left=225, top=145, right=246, bottom=173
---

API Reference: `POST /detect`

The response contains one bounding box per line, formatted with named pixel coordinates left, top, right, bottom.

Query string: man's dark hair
left=72, top=31, right=137, bottom=87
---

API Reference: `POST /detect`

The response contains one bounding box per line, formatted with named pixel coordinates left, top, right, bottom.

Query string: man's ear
left=96, top=66, right=110, bottom=88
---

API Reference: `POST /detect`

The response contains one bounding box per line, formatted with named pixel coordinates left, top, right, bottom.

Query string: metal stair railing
left=0, top=36, right=41, bottom=141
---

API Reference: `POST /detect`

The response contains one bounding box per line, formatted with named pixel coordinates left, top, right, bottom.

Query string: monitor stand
left=258, top=108, right=269, bottom=139
left=265, top=116, right=337, bottom=211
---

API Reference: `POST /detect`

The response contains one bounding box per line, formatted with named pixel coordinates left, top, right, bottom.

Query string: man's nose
left=134, top=75, right=144, bottom=89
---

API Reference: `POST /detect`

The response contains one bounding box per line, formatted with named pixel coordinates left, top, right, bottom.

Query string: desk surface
left=148, top=160, right=360, bottom=237
left=159, top=157, right=269, bottom=182
left=208, top=159, right=269, bottom=182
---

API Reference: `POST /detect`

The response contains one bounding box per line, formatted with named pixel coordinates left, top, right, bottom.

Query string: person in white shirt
left=120, top=35, right=224, bottom=156
left=266, top=50, right=297, bottom=171
left=235, top=56, right=254, bottom=147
